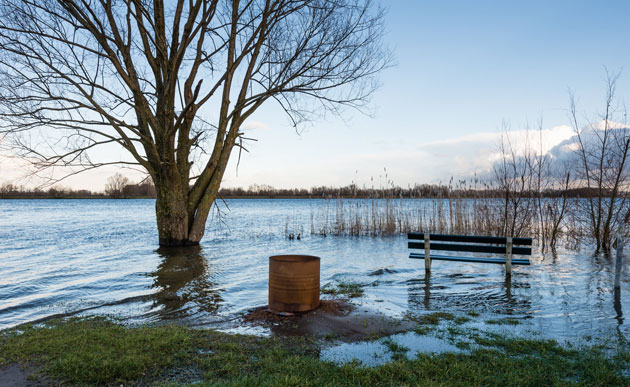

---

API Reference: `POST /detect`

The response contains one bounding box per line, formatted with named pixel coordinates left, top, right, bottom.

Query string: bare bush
left=569, top=72, right=630, bottom=252
left=104, top=173, right=129, bottom=199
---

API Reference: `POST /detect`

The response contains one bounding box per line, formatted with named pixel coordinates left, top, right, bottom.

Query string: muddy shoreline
left=242, top=299, right=415, bottom=341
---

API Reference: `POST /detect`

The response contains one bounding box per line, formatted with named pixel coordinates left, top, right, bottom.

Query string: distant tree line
left=0, top=183, right=104, bottom=199
left=1, top=177, right=625, bottom=200
left=215, top=183, right=620, bottom=199
left=217, top=183, right=453, bottom=198
left=0, top=174, right=156, bottom=199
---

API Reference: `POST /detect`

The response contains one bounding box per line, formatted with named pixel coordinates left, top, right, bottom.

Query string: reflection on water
left=320, top=331, right=463, bottom=367
left=614, top=287, right=623, bottom=325
left=504, top=276, right=512, bottom=300
left=150, top=246, right=223, bottom=319
left=407, top=272, right=532, bottom=316
left=0, top=198, right=628, bottom=344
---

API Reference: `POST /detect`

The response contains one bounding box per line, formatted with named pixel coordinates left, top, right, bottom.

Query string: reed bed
left=303, top=195, right=588, bottom=250
left=309, top=196, right=503, bottom=237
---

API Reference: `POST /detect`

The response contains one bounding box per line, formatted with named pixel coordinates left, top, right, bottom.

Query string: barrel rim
left=269, top=254, right=320, bottom=262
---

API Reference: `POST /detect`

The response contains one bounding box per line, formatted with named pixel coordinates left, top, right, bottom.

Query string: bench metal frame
left=408, top=233, right=532, bottom=275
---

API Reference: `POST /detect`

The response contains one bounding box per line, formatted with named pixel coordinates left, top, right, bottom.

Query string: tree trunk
left=155, top=175, right=195, bottom=246
left=153, top=166, right=221, bottom=246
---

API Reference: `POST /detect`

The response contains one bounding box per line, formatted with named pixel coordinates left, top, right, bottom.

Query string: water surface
left=0, top=199, right=628, bottom=344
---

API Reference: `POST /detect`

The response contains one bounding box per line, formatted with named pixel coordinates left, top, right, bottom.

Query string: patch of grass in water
left=486, top=317, right=520, bottom=326
left=323, top=332, right=338, bottom=341
left=321, top=282, right=365, bottom=298
left=454, top=316, right=472, bottom=324
left=412, top=312, right=456, bottom=325
left=455, top=341, right=471, bottom=350
left=382, top=338, right=410, bottom=361
left=472, top=331, right=569, bottom=356
left=447, top=326, right=467, bottom=337
left=1, top=317, right=628, bottom=386
left=414, top=326, right=434, bottom=336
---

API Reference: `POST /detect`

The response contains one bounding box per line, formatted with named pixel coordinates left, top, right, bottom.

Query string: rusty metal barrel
left=269, top=255, right=320, bottom=313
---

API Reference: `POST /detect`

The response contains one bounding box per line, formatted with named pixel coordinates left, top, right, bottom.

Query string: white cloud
left=222, top=124, right=577, bottom=188
left=549, top=120, right=630, bottom=164
left=1, top=122, right=581, bottom=190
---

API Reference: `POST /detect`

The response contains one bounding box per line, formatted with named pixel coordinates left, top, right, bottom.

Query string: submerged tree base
left=1, top=316, right=628, bottom=386
left=158, top=238, right=202, bottom=247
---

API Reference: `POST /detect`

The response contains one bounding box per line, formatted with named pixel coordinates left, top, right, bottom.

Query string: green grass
left=414, top=326, right=435, bottom=336
left=0, top=317, right=204, bottom=384
left=321, top=282, right=365, bottom=298
left=454, top=316, right=472, bottom=324
left=409, top=311, right=456, bottom=325
left=471, top=331, right=570, bottom=356
left=486, top=317, right=521, bottom=326
left=382, top=338, right=410, bottom=361
left=1, top=317, right=629, bottom=386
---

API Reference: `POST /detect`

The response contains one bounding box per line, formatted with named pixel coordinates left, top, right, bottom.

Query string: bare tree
left=570, top=71, right=630, bottom=252
left=493, top=124, right=536, bottom=238
left=528, top=118, right=572, bottom=252
left=105, top=172, right=129, bottom=198
left=546, top=169, right=571, bottom=251
left=0, top=0, right=390, bottom=245
left=492, top=120, right=573, bottom=251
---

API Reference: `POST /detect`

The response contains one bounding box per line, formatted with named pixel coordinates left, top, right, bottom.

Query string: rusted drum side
left=269, top=255, right=320, bottom=313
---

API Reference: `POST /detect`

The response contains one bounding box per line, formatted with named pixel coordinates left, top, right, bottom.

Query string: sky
left=2, top=0, right=630, bottom=191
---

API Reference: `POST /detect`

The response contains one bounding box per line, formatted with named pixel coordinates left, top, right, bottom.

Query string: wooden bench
left=408, top=233, right=532, bottom=275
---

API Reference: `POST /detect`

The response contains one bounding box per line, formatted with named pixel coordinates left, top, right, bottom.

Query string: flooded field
left=0, top=198, right=628, bottom=352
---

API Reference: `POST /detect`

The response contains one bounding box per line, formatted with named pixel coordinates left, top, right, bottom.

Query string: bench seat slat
left=408, top=233, right=532, bottom=246
left=408, top=241, right=532, bottom=255
left=409, top=252, right=531, bottom=265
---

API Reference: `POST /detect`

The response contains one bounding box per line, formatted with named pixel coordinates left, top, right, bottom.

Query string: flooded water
left=0, top=199, right=628, bottom=346
left=320, top=331, right=464, bottom=366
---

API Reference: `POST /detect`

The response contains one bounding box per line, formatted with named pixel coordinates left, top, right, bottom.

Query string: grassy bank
left=1, top=317, right=629, bottom=386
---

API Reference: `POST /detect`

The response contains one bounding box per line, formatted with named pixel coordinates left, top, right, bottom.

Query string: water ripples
left=0, top=198, right=628, bottom=342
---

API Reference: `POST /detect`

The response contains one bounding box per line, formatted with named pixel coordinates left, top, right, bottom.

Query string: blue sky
left=217, top=0, right=630, bottom=189
left=3, top=0, right=630, bottom=190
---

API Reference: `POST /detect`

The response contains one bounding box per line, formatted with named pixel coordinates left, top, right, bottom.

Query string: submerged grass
left=454, top=316, right=472, bottom=324
left=321, top=282, right=365, bottom=298
left=1, top=317, right=629, bottom=386
left=409, top=311, right=456, bottom=325
left=486, top=317, right=521, bottom=326
left=382, top=338, right=410, bottom=362
left=472, top=332, right=571, bottom=357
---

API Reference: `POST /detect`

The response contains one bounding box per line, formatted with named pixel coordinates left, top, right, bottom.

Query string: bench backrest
left=408, top=233, right=532, bottom=256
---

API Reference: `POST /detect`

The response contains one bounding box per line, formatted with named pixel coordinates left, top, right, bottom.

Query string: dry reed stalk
left=284, top=175, right=589, bottom=250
